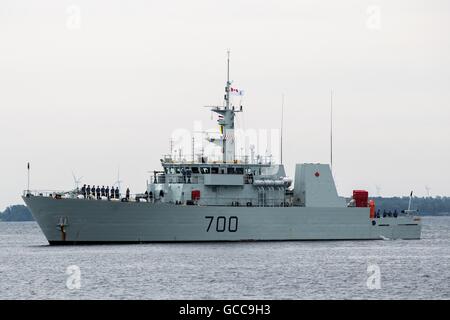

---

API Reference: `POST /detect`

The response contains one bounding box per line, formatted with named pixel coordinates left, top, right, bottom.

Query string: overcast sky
left=0, top=0, right=449, bottom=210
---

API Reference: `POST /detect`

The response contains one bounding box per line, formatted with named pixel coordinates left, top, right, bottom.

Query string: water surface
left=0, top=217, right=449, bottom=299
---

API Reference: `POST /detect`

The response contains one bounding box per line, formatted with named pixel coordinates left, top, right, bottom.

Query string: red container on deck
left=191, top=190, right=201, bottom=201
left=353, top=190, right=369, bottom=207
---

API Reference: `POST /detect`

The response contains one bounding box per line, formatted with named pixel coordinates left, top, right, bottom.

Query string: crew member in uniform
left=91, top=185, right=96, bottom=199
left=126, top=188, right=130, bottom=201
left=96, top=186, right=100, bottom=200
left=106, top=186, right=110, bottom=200
left=81, top=184, right=86, bottom=198
left=101, top=186, right=105, bottom=198
left=115, top=187, right=120, bottom=199
left=87, top=185, right=91, bottom=198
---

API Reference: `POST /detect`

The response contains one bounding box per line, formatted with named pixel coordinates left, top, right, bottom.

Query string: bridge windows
left=211, top=167, right=219, bottom=174
left=201, top=167, right=210, bottom=174
left=191, top=167, right=200, bottom=174
left=163, top=165, right=247, bottom=176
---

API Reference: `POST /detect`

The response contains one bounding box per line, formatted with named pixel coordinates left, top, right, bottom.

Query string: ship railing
left=154, top=175, right=166, bottom=183
left=22, top=189, right=292, bottom=207
left=22, top=189, right=157, bottom=202
left=160, top=154, right=276, bottom=166
left=23, top=190, right=73, bottom=198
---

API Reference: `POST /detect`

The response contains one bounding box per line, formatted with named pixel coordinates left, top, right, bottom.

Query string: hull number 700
left=205, top=216, right=238, bottom=232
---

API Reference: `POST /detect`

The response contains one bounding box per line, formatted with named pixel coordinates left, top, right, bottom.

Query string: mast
left=330, top=89, right=333, bottom=172
left=280, top=94, right=284, bottom=165
left=223, top=50, right=231, bottom=162
left=408, top=191, right=413, bottom=211
left=117, top=167, right=121, bottom=191
left=192, top=137, right=195, bottom=162
left=27, top=162, right=30, bottom=195
left=226, top=50, right=230, bottom=109
left=206, top=51, right=241, bottom=163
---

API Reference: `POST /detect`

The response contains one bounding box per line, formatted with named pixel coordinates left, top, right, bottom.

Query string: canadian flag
left=230, top=87, right=244, bottom=96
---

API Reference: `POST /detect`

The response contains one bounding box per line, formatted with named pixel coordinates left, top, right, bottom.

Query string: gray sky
left=1, top=0, right=449, bottom=210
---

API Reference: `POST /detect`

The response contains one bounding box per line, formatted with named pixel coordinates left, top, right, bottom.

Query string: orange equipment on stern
left=369, top=199, right=375, bottom=219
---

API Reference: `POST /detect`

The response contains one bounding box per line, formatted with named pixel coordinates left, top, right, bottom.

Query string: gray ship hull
left=23, top=196, right=421, bottom=244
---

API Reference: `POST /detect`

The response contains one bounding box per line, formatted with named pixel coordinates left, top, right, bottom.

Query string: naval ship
left=22, top=56, right=421, bottom=244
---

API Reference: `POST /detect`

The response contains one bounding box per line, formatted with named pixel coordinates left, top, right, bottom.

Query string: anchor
left=57, top=217, right=68, bottom=241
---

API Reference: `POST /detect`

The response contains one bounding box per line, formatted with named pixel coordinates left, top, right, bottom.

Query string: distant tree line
left=0, top=205, right=34, bottom=221
left=370, top=196, right=450, bottom=216
left=1, top=197, right=449, bottom=221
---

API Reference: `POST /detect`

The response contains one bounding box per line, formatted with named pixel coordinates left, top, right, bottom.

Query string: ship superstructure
left=148, top=52, right=292, bottom=208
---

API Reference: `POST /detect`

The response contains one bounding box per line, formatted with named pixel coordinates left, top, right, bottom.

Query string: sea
left=0, top=217, right=449, bottom=300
